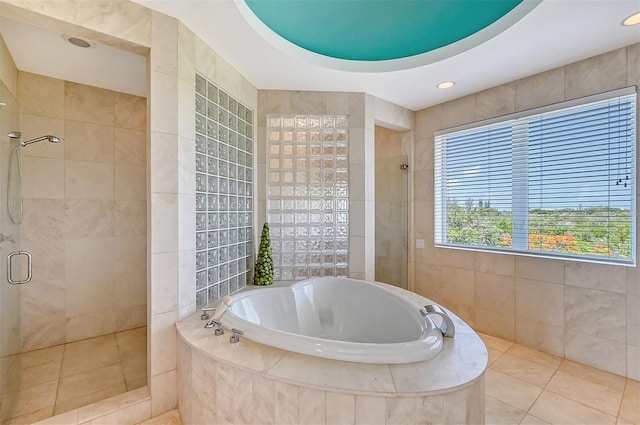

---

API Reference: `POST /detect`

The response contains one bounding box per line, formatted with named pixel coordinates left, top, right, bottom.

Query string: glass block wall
left=266, top=115, right=349, bottom=280
left=195, top=74, right=253, bottom=308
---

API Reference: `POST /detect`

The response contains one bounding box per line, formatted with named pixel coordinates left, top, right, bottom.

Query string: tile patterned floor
left=2, top=327, right=147, bottom=425
left=479, top=332, right=640, bottom=425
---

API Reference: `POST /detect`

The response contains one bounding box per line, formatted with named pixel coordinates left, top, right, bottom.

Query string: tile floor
left=1, top=326, right=147, bottom=425
left=479, top=332, right=639, bottom=425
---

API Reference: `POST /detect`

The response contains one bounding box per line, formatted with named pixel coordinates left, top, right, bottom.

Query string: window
left=435, top=88, right=636, bottom=264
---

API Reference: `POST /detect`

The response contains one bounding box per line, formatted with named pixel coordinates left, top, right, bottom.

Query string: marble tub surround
left=177, top=283, right=487, bottom=424
left=17, top=71, right=147, bottom=351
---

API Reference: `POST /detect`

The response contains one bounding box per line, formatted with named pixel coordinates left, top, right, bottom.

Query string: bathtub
left=217, top=277, right=443, bottom=364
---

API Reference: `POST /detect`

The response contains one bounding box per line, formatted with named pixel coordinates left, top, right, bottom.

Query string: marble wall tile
left=274, top=381, right=299, bottom=425
left=326, top=392, right=355, bottom=425
left=150, top=369, right=177, bottom=417
left=627, top=345, right=640, bottom=380
left=565, top=330, right=626, bottom=376
left=515, top=278, right=564, bottom=327
left=441, top=248, right=475, bottom=270
left=151, top=11, right=177, bottom=76
left=475, top=308, right=515, bottom=341
left=20, top=114, right=65, bottom=159
left=65, top=160, right=114, bottom=200
left=627, top=295, right=640, bottom=347
left=76, top=0, right=152, bottom=48
left=64, top=82, right=114, bottom=126
left=0, top=31, right=18, bottom=96
left=177, top=135, right=195, bottom=196
left=475, top=83, right=516, bottom=121
left=216, top=55, right=244, bottom=102
left=177, top=194, right=195, bottom=252
left=21, top=281, right=65, bottom=351
left=114, top=200, right=147, bottom=237
left=628, top=266, right=639, bottom=296
left=22, top=199, right=65, bottom=241
left=64, top=120, right=113, bottom=163
left=115, top=164, right=146, bottom=201
left=290, top=91, right=327, bottom=115
left=21, top=157, right=64, bottom=199
left=355, top=395, right=385, bottom=425
left=65, top=199, right=114, bottom=238
left=113, top=127, right=147, bottom=165
left=564, top=48, right=627, bottom=100
left=515, top=318, right=565, bottom=357
left=17, top=71, right=64, bottom=118
left=150, top=310, right=177, bottom=376
left=191, top=349, right=216, bottom=411
left=627, top=43, right=640, bottom=88
left=564, top=261, right=626, bottom=294
left=515, top=68, right=565, bottom=112
left=150, top=194, right=178, bottom=253
left=150, top=132, right=178, bottom=194
left=442, top=95, right=475, bottom=129
left=150, top=70, right=178, bottom=135
left=65, top=237, right=114, bottom=317
left=177, top=23, right=196, bottom=85
left=515, top=256, right=564, bottom=284
left=114, top=93, right=147, bottom=131
left=326, top=92, right=350, bottom=115
left=66, top=310, right=116, bottom=343
left=178, top=249, right=196, bottom=319
left=475, top=272, right=515, bottom=315
left=475, top=252, right=515, bottom=276
left=565, top=285, right=626, bottom=343
left=299, top=387, right=325, bottom=425
left=233, top=368, right=254, bottom=424
left=252, top=374, right=275, bottom=425
left=150, top=252, right=178, bottom=315
left=413, top=263, right=443, bottom=302
left=194, top=35, right=217, bottom=83
left=386, top=396, right=416, bottom=425
left=215, top=361, right=235, bottom=423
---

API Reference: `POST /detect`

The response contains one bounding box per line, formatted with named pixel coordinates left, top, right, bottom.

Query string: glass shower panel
left=0, top=80, right=22, bottom=420
left=375, top=154, right=409, bottom=289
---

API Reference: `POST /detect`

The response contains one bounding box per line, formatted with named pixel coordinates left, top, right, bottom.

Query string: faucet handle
left=201, top=307, right=217, bottom=320
left=230, top=328, right=244, bottom=343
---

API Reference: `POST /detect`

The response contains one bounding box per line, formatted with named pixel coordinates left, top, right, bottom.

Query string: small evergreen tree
left=254, top=222, right=274, bottom=285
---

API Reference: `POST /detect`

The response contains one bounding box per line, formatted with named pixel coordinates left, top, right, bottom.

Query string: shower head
left=20, top=135, right=61, bottom=147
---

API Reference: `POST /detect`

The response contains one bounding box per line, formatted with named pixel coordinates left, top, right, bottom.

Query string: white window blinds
left=435, top=88, right=636, bottom=264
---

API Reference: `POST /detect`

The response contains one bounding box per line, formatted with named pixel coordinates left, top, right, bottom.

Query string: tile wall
left=374, top=125, right=411, bottom=288
left=17, top=71, right=147, bottom=351
left=412, top=43, right=640, bottom=379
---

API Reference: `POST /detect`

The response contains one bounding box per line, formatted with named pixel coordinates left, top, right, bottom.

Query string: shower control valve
left=230, top=328, right=244, bottom=343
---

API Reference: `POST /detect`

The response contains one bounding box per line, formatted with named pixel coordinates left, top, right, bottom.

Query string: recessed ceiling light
left=437, top=81, right=455, bottom=89
left=61, top=34, right=96, bottom=48
left=622, top=11, right=640, bottom=26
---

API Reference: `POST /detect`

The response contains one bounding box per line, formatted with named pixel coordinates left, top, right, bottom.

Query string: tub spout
left=421, top=304, right=455, bottom=338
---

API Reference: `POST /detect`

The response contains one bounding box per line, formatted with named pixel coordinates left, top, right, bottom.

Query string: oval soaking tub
left=218, top=277, right=443, bottom=363
left=177, top=278, right=488, bottom=425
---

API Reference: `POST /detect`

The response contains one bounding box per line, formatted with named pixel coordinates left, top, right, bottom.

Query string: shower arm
left=20, top=135, right=60, bottom=147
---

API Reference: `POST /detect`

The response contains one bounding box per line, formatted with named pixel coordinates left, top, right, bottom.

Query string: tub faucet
left=421, top=304, right=455, bottom=338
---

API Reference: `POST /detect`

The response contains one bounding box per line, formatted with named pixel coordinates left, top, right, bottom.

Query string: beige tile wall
left=17, top=71, right=147, bottom=351
left=413, top=43, right=640, bottom=379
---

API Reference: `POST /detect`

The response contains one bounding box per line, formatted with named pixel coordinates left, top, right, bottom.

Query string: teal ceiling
left=245, top=0, right=524, bottom=61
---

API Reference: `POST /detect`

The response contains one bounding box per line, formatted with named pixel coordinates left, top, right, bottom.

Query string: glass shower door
left=0, top=79, right=22, bottom=421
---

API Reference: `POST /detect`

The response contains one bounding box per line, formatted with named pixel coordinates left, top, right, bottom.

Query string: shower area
left=0, top=20, right=148, bottom=423
left=375, top=125, right=410, bottom=289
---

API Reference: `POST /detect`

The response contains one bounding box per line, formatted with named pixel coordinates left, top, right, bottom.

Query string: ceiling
left=2, top=1, right=639, bottom=110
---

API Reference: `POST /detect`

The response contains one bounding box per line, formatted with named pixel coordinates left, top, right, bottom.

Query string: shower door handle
left=7, top=251, right=32, bottom=285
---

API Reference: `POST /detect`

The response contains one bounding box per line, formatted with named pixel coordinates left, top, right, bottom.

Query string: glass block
left=323, top=226, right=335, bottom=238
left=208, top=267, right=218, bottom=284
left=229, top=229, right=238, bottom=244
left=295, top=227, right=308, bottom=238
left=310, top=253, right=322, bottom=264
left=268, top=116, right=280, bottom=128
left=229, top=276, right=238, bottom=294
left=196, top=213, right=206, bottom=231
left=196, top=95, right=206, bottom=115
left=229, top=115, right=237, bottom=132
left=336, top=115, right=348, bottom=128
left=208, top=249, right=218, bottom=267
left=336, top=129, right=348, bottom=142
left=323, top=213, right=334, bottom=224
left=336, top=251, right=349, bottom=264
left=295, top=267, right=308, bottom=279
left=229, top=261, right=238, bottom=277
left=310, top=267, right=322, bottom=277
left=207, top=101, right=218, bottom=120
left=229, top=164, right=237, bottom=179
left=229, top=98, right=238, bottom=116
left=274, top=267, right=281, bottom=280
left=323, top=158, right=335, bottom=169
left=220, top=263, right=228, bottom=280
left=207, top=138, right=216, bottom=156
left=196, top=251, right=207, bottom=270
left=238, top=166, right=246, bottom=181
left=219, top=161, right=228, bottom=177
left=282, top=267, right=294, bottom=280
left=196, top=154, right=206, bottom=173
left=336, top=225, right=348, bottom=238
left=196, top=289, right=207, bottom=309
left=282, top=116, right=295, bottom=128
left=323, top=267, right=335, bottom=277
left=336, top=171, right=348, bottom=184
left=208, top=231, right=217, bottom=248
left=219, top=90, right=228, bottom=109
left=208, top=175, right=218, bottom=193
left=309, top=239, right=321, bottom=250
left=336, top=198, right=348, bottom=211
left=238, top=104, right=246, bottom=121
left=295, top=253, right=308, bottom=265
left=219, top=229, right=228, bottom=246
left=196, top=173, right=206, bottom=192
left=336, top=185, right=349, bottom=197
left=229, top=244, right=238, bottom=259
left=336, top=144, right=348, bottom=156
left=323, top=240, right=334, bottom=250
left=219, top=143, right=228, bottom=161
left=336, top=266, right=348, bottom=277
left=229, top=212, right=238, bottom=227
left=245, top=109, right=253, bottom=124
left=196, top=270, right=207, bottom=290
left=207, top=195, right=218, bottom=211
left=218, top=178, right=227, bottom=194
left=208, top=285, right=220, bottom=303
left=208, top=213, right=218, bottom=229
left=238, top=274, right=247, bottom=289
left=206, top=120, right=216, bottom=138
left=323, top=145, right=335, bottom=156
left=219, top=196, right=229, bottom=211
left=246, top=137, right=253, bottom=153
left=196, top=135, right=206, bottom=153
left=196, top=114, right=207, bottom=134
left=282, top=240, right=294, bottom=252
left=323, top=186, right=335, bottom=197
left=196, top=232, right=207, bottom=250
left=196, top=194, right=206, bottom=211
left=196, top=74, right=207, bottom=95
left=208, top=82, right=218, bottom=102
left=309, top=213, right=322, bottom=224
